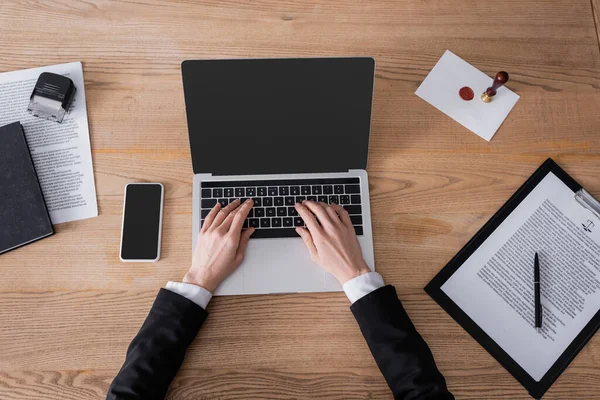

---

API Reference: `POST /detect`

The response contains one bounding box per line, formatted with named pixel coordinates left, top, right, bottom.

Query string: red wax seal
left=459, top=86, right=474, bottom=101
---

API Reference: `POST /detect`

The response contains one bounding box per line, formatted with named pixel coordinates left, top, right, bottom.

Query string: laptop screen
left=182, top=58, right=375, bottom=175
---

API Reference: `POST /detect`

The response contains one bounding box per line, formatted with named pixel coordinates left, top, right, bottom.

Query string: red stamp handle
left=486, top=71, right=509, bottom=97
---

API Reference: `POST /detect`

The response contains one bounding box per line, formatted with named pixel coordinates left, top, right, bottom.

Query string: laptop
left=181, top=57, right=376, bottom=295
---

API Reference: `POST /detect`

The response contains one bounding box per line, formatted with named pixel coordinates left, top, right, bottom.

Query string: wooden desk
left=1, top=1, right=599, bottom=398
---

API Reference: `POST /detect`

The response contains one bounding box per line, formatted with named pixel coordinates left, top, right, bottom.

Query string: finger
left=303, top=200, right=334, bottom=229
left=226, top=199, right=254, bottom=233
left=235, top=227, right=255, bottom=263
left=202, top=202, right=222, bottom=232
left=325, top=204, right=342, bottom=225
left=296, top=227, right=318, bottom=259
left=211, top=199, right=240, bottom=228
left=330, top=203, right=353, bottom=229
left=295, top=202, right=321, bottom=233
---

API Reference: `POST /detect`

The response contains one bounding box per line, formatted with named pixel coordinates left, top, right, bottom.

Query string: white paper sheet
left=442, top=173, right=600, bottom=381
left=415, top=50, right=520, bottom=141
left=0, top=62, right=98, bottom=224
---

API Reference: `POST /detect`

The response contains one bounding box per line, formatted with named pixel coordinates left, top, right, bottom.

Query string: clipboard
left=425, top=158, right=600, bottom=399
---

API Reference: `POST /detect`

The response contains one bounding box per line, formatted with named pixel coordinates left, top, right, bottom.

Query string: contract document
left=0, top=62, right=97, bottom=224
left=426, top=159, right=600, bottom=398
left=442, top=172, right=600, bottom=381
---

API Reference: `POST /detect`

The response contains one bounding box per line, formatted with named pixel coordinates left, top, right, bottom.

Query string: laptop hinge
left=207, top=168, right=351, bottom=177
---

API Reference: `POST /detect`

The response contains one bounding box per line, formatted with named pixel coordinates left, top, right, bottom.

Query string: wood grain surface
left=1, top=0, right=600, bottom=399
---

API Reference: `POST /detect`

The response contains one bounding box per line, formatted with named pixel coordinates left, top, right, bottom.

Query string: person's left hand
left=183, top=199, right=255, bottom=292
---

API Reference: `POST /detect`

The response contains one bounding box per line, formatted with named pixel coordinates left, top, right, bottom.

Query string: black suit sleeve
left=351, top=285, right=454, bottom=400
left=107, top=288, right=208, bottom=400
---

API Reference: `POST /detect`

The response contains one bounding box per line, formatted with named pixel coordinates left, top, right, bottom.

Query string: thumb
left=296, top=227, right=318, bottom=260
left=235, top=228, right=255, bottom=262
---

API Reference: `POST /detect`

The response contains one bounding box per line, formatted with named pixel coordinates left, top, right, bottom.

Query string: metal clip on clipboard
left=575, top=189, right=600, bottom=221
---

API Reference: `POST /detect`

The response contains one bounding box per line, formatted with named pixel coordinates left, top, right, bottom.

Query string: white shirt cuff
left=343, top=272, right=385, bottom=304
left=165, top=281, right=213, bottom=310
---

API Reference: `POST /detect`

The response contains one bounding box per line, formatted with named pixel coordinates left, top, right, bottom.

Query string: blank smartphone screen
left=120, top=184, right=163, bottom=260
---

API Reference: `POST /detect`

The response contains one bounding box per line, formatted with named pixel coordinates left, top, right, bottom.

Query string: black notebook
left=0, top=122, right=53, bottom=254
left=426, top=159, right=600, bottom=399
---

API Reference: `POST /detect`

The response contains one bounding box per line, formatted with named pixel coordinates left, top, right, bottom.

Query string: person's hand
left=295, top=200, right=370, bottom=285
left=183, top=199, right=255, bottom=292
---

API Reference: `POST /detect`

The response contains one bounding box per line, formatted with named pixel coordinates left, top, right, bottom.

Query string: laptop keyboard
left=200, top=178, right=364, bottom=239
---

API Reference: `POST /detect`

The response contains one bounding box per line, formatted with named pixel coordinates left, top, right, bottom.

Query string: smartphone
left=120, top=183, right=164, bottom=262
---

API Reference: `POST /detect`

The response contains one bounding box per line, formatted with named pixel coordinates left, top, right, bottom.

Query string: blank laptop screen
left=182, top=57, right=375, bottom=176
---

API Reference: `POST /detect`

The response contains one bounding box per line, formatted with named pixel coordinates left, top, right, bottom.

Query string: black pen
left=534, top=252, right=542, bottom=333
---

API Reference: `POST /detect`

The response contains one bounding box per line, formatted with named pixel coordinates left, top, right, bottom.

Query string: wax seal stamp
left=481, top=71, right=509, bottom=103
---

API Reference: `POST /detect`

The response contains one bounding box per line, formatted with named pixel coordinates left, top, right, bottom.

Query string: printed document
left=0, top=62, right=97, bottom=224
left=442, top=173, right=600, bottom=381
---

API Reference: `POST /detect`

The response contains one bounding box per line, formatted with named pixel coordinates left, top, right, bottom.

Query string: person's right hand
left=294, top=200, right=370, bottom=285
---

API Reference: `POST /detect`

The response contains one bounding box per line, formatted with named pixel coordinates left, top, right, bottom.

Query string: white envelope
left=415, top=50, right=519, bottom=141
